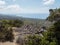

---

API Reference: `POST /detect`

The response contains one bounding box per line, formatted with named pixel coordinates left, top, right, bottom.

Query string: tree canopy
left=47, top=8, right=60, bottom=21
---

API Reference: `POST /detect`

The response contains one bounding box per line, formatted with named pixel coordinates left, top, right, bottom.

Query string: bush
left=25, top=35, right=41, bottom=45
left=0, top=20, right=14, bottom=42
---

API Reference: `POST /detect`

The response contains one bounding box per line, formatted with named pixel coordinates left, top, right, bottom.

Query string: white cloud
left=0, top=0, right=23, bottom=14
left=0, top=0, right=49, bottom=14
left=6, top=5, right=23, bottom=12
left=0, top=0, right=6, bottom=8
left=43, top=0, right=55, bottom=5
left=0, top=4, right=23, bottom=14
left=0, top=0, right=6, bottom=5
left=0, top=4, right=49, bottom=14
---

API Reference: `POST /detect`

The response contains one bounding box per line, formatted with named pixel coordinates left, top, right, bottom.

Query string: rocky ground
left=0, top=21, right=51, bottom=45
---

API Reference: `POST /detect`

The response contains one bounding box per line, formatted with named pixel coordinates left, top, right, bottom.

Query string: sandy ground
left=0, top=42, right=17, bottom=45
left=0, top=32, right=19, bottom=45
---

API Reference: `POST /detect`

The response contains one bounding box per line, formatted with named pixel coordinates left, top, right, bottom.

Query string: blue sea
left=17, top=14, right=49, bottom=19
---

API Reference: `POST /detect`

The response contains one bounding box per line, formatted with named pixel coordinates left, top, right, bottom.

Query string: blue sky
left=0, top=0, right=60, bottom=19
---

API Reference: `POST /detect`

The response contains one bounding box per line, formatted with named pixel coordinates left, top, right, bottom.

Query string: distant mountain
left=0, top=14, right=45, bottom=21
left=0, top=14, right=45, bottom=24
left=0, top=14, right=19, bottom=20
left=0, top=14, right=52, bottom=27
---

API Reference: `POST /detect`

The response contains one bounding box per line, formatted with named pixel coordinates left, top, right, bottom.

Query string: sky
left=0, top=0, right=60, bottom=19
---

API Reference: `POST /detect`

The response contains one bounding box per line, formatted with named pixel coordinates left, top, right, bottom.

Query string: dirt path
left=0, top=32, right=19, bottom=45
left=0, top=42, right=17, bottom=45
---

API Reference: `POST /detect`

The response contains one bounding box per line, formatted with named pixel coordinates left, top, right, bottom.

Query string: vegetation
left=40, top=20, right=60, bottom=45
left=0, top=24, right=14, bottom=42
left=16, top=8, right=60, bottom=45
left=40, top=8, right=60, bottom=45
left=0, top=19, right=24, bottom=42
left=25, top=35, right=41, bottom=45
left=0, top=19, right=24, bottom=27
left=47, top=8, right=60, bottom=21
left=16, top=34, right=42, bottom=45
left=0, top=8, right=60, bottom=45
left=45, top=8, right=60, bottom=45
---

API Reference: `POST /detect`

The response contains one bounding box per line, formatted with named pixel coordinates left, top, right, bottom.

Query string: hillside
left=0, top=14, right=45, bottom=24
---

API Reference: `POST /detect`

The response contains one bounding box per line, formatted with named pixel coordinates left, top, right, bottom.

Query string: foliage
left=53, top=20, right=60, bottom=45
left=0, top=19, right=24, bottom=42
left=25, top=35, right=41, bottom=45
left=46, top=8, right=60, bottom=45
left=24, top=20, right=60, bottom=45
left=47, top=8, right=60, bottom=21
left=41, top=20, right=60, bottom=45
left=0, top=19, right=24, bottom=27
left=15, top=18, right=60, bottom=45
left=0, top=24, right=14, bottom=42
left=21, top=8, right=60, bottom=45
